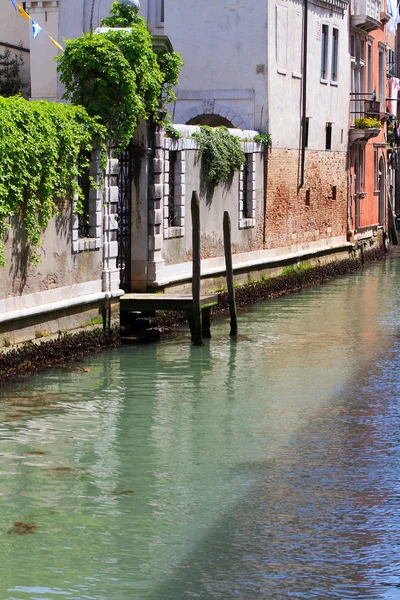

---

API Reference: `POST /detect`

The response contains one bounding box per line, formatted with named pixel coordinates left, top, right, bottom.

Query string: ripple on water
left=1, top=260, right=400, bottom=598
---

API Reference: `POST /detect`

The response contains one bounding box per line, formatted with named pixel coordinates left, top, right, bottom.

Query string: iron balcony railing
left=350, top=92, right=380, bottom=124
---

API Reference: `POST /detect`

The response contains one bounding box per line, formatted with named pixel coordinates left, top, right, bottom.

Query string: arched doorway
left=378, top=155, right=386, bottom=226
left=187, top=114, right=234, bottom=127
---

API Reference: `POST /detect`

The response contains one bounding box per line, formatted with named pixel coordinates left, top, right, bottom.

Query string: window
left=163, top=149, right=185, bottom=239
left=331, top=28, right=338, bottom=81
left=367, top=42, right=373, bottom=93
left=304, top=117, right=309, bottom=148
left=160, top=0, right=164, bottom=23
left=276, top=4, right=288, bottom=72
left=357, top=145, right=365, bottom=192
left=305, top=189, right=311, bottom=206
left=321, top=24, right=329, bottom=80
left=388, top=48, right=396, bottom=77
left=332, top=185, right=337, bottom=200
left=379, top=49, right=384, bottom=106
left=325, top=122, right=332, bottom=151
left=242, top=155, right=250, bottom=218
left=374, top=148, right=378, bottom=191
left=168, top=151, right=178, bottom=227
left=72, top=148, right=103, bottom=253
left=239, top=154, right=256, bottom=229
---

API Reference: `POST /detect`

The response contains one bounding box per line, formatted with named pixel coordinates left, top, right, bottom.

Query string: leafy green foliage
left=0, top=96, right=105, bottom=265
left=353, top=117, right=382, bottom=129
left=57, top=2, right=183, bottom=150
left=165, top=124, right=181, bottom=139
left=57, top=34, right=139, bottom=151
left=0, top=47, right=27, bottom=97
left=156, top=50, right=183, bottom=106
left=192, top=126, right=245, bottom=186
left=254, top=133, right=272, bottom=149
left=100, top=0, right=141, bottom=27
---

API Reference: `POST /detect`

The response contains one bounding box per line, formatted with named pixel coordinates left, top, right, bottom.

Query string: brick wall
left=264, top=149, right=348, bottom=249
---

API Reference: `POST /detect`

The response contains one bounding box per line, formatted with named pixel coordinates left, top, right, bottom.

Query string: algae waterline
left=150, top=246, right=386, bottom=330
left=0, top=246, right=387, bottom=380
left=0, top=328, right=120, bottom=381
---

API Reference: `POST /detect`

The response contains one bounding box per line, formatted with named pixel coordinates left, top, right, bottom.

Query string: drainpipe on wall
left=299, top=0, right=308, bottom=189
left=263, top=0, right=270, bottom=248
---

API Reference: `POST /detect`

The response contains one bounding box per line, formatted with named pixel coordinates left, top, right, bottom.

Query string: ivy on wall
left=192, top=126, right=246, bottom=186
left=57, top=2, right=183, bottom=150
left=0, top=96, right=105, bottom=265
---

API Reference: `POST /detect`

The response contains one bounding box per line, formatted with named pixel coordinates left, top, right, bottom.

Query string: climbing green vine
left=254, top=133, right=272, bottom=149
left=57, top=1, right=183, bottom=150
left=192, top=126, right=246, bottom=186
left=0, top=96, right=106, bottom=265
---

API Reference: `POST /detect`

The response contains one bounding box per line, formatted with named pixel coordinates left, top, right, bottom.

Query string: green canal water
left=2, top=258, right=400, bottom=598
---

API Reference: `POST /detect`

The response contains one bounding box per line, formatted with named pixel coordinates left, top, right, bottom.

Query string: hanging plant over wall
left=0, top=96, right=106, bottom=265
left=57, top=2, right=183, bottom=150
left=192, top=126, right=246, bottom=186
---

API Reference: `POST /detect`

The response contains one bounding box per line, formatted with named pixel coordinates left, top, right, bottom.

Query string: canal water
left=2, top=258, right=400, bottom=599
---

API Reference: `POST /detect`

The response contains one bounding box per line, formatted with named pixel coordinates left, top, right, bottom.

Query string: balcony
left=349, top=93, right=382, bottom=144
left=313, top=0, right=350, bottom=15
left=351, top=0, right=381, bottom=31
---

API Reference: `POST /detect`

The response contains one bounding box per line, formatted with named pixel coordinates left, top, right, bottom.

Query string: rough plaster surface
left=1, top=205, right=103, bottom=300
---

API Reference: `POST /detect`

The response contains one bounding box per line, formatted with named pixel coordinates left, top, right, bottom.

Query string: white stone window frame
left=72, top=149, right=103, bottom=253
left=239, top=146, right=256, bottom=230
left=163, top=140, right=186, bottom=240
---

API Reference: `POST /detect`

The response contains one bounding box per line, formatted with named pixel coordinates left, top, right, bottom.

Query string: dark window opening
left=304, top=117, right=309, bottom=148
left=305, top=189, right=311, bottom=206
left=242, top=155, right=251, bottom=218
left=168, top=151, right=178, bottom=227
left=325, top=122, right=332, bottom=151
left=160, top=0, right=165, bottom=23
left=332, top=185, right=337, bottom=200
left=321, top=24, right=329, bottom=79
left=77, top=160, right=90, bottom=238
left=331, top=28, right=338, bottom=81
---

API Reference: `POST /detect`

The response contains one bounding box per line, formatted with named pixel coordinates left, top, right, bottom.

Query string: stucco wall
left=157, top=0, right=268, bottom=131
left=0, top=203, right=103, bottom=300
left=162, top=151, right=264, bottom=266
left=268, top=0, right=351, bottom=151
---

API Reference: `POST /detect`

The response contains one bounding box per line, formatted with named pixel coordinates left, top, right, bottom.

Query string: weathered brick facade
left=264, top=149, right=348, bottom=249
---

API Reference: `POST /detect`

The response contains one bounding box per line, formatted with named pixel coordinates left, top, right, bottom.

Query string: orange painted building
left=349, top=0, right=393, bottom=241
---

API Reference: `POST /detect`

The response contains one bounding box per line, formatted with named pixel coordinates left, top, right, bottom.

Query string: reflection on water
left=1, top=259, right=400, bottom=598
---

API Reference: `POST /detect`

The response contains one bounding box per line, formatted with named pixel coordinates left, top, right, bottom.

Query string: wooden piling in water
left=223, top=211, right=238, bottom=336
left=191, top=191, right=203, bottom=345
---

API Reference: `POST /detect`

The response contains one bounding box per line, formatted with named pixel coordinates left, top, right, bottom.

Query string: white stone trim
left=163, top=149, right=186, bottom=239
left=239, top=153, right=256, bottom=229
left=182, top=102, right=246, bottom=128
left=0, top=280, right=102, bottom=314
left=102, top=157, right=120, bottom=292
left=0, top=290, right=124, bottom=326
left=148, top=237, right=352, bottom=287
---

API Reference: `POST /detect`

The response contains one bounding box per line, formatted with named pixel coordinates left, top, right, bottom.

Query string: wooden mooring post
left=223, top=211, right=238, bottom=336
left=191, top=191, right=203, bottom=345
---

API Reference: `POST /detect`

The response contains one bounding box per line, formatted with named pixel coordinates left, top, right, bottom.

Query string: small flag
left=32, top=20, right=42, bottom=39
left=17, top=4, right=31, bottom=19
left=9, top=0, right=17, bottom=11
left=48, top=35, right=63, bottom=51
